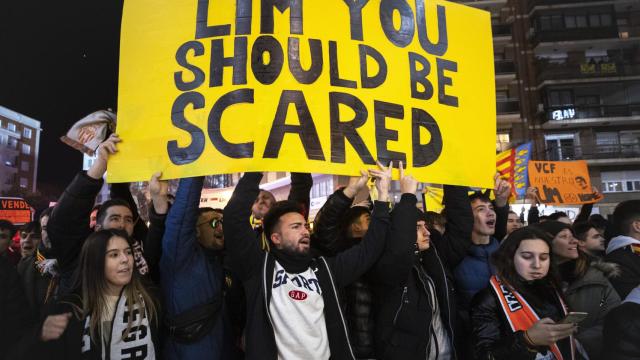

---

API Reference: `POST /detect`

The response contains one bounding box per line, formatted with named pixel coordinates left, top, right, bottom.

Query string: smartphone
left=559, top=312, right=588, bottom=324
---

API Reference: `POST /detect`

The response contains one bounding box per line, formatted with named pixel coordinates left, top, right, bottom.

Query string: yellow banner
left=110, top=0, right=495, bottom=187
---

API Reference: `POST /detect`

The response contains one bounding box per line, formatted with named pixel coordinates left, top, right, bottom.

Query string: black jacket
left=604, top=247, right=640, bottom=299
left=312, top=189, right=379, bottom=359
left=223, top=173, right=390, bottom=360
left=371, top=186, right=473, bottom=360
left=0, top=256, right=33, bottom=360
left=25, top=287, right=162, bottom=360
left=17, top=254, right=54, bottom=320
left=471, top=282, right=573, bottom=360
left=603, top=300, right=640, bottom=360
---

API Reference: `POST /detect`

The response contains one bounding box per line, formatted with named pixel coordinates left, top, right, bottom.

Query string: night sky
left=0, top=1, right=124, bottom=195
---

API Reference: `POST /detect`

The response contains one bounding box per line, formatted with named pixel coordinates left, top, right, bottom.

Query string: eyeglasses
left=197, top=218, right=223, bottom=229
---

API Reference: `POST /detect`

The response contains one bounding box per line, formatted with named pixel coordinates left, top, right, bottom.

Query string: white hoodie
left=606, top=235, right=640, bottom=255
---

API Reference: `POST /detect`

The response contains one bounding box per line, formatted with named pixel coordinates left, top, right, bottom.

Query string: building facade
left=0, top=106, right=41, bottom=194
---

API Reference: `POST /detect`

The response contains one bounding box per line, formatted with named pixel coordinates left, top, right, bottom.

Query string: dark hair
left=424, top=211, right=446, bottom=228
left=572, top=221, right=596, bottom=242
left=613, top=200, right=640, bottom=236
left=0, top=219, right=16, bottom=235
left=508, top=210, right=518, bottom=217
left=198, top=207, right=216, bottom=216
left=73, top=229, right=157, bottom=341
left=588, top=214, right=608, bottom=231
left=39, top=206, right=54, bottom=221
left=340, top=206, right=370, bottom=238
left=491, top=227, right=560, bottom=292
left=263, top=200, right=304, bottom=239
left=531, top=220, right=574, bottom=240
left=95, top=199, right=132, bottom=226
left=468, top=192, right=492, bottom=204
left=548, top=212, right=569, bottom=221
left=539, top=215, right=550, bottom=222
left=20, top=221, right=41, bottom=235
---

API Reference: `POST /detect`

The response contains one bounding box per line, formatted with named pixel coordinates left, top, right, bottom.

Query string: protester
left=371, top=165, right=473, bottom=360
left=574, top=221, right=605, bottom=258
left=39, top=207, right=54, bottom=250
left=0, top=219, right=20, bottom=266
left=0, top=254, right=33, bottom=360
left=549, top=212, right=572, bottom=224
left=535, top=220, right=621, bottom=358
left=18, top=221, right=41, bottom=259
left=506, top=210, right=523, bottom=237
left=47, top=134, right=151, bottom=295
left=311, top=182, right=376, bottom=358
left=224, top=164, right=391, bottom=359
left=16, top=221, right=54, bottom=320
left=603, top=285, right=640, bottom=360
left=160, top=174, right=234, bottom=359
left=31, top=229, right=161, bottom=359
left=605, top=199, right=640, bottom=298
left=471, top=227, right=577, bottom=359
left=452, top=175, right=510, bottom=358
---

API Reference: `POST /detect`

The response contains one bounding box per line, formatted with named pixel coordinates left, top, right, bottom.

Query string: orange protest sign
left=527, top=161, right=603, bottom=205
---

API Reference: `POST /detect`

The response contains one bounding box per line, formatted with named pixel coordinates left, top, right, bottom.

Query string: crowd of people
left=1, top=133, right=640, bottom=360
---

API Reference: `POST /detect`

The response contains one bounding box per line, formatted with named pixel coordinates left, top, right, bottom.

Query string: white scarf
left=81, top=293, right=156, bottom=359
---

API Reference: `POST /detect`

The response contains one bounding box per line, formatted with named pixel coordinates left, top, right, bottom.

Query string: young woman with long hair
left=534, top=221, right=620, bottom=360
left=34, top=229, right=160, bottom=359
left=471, top=227, right=579, bottom=360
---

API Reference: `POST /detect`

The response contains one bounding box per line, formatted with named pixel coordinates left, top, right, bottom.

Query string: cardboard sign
left=110, top=0, right=495, bottom=188
left=528, top=160, right=603, bottom=205
left=0, top=197, right=32, bottom=225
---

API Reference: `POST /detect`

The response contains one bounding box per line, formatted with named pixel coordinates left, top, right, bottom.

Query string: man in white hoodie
left=605, top=200, right=640, bottom=298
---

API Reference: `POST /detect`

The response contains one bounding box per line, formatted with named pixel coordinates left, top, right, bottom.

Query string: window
left=602, top=171, right=640, bottom=193
left=565, top=15, right=576, bottom=29
left=576, top=15, right=588, bottom=28
left=7, top=122, right=16, bottom=132
left=0, top=134, right=7, bottom=146
left=21, top=161, right=29, bottom=172
left=19, top=177, right=28, bottom=188
left=551, top=15, right=563, bottom=29
left=548, top=90, right=573, bottom=107
left=589, top=14, right=601, bottom=27
left=21, top=144, right=30, bottom=155
left=7, top=137, right=17, bottom=149
left=539, top=16, right=551, bottom=31
left=545, top=134, right=577, bottom=161
left=23, top=128, right=32, bottom=139
left=600, top=13, right=612, bottom=27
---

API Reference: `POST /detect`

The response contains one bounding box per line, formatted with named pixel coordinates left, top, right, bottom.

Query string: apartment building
left=0, top=106, right=41, bottom=194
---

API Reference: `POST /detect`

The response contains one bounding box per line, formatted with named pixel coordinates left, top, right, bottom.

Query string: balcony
left=533, top=26, right=619, bottom=44
left=545, top=104, right=640, bottom=121
left=495, top=60, right=516, bottom=74
left=537, top=61, right=640, bottom=83
left=529, top=0, right=610, bottom=11
left=497, top=99, right=520, bottom=114
left=545, top=143, right=640, bottom=162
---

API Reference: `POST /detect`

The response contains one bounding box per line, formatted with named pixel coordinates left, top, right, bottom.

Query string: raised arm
left=144, top=172, right=169, bottom=284
left=48, top=135, right=120, bottom=274
left=312, top=174, right=368, bottom=256
left=288, top=172, right=313, bottom=220
left=160, top=176, right=202, bottom=273
left=223, top=172, right=265, bottom=281
left=493, top=175, right=511, bottom=241
left=437, top=184, right=473, bottom=268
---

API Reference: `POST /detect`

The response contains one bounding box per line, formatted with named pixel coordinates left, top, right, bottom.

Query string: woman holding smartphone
left=535, top=221, right=620, bottom=359
left=471, top=227, right=578, bottom=360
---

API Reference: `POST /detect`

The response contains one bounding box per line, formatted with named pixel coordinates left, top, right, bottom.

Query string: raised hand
left=343, top=170, right=369, bottom=199
left=87, top=133, right=121, bottom=180
left=525, top=187, right=540, bottom=205
left=149, top=171, right=169, bottom=214
left=398, top=161, right=418, bottom=195
left=493, top=173, right=511, bottom=207
left=369, top=161, right=392, bottom=202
